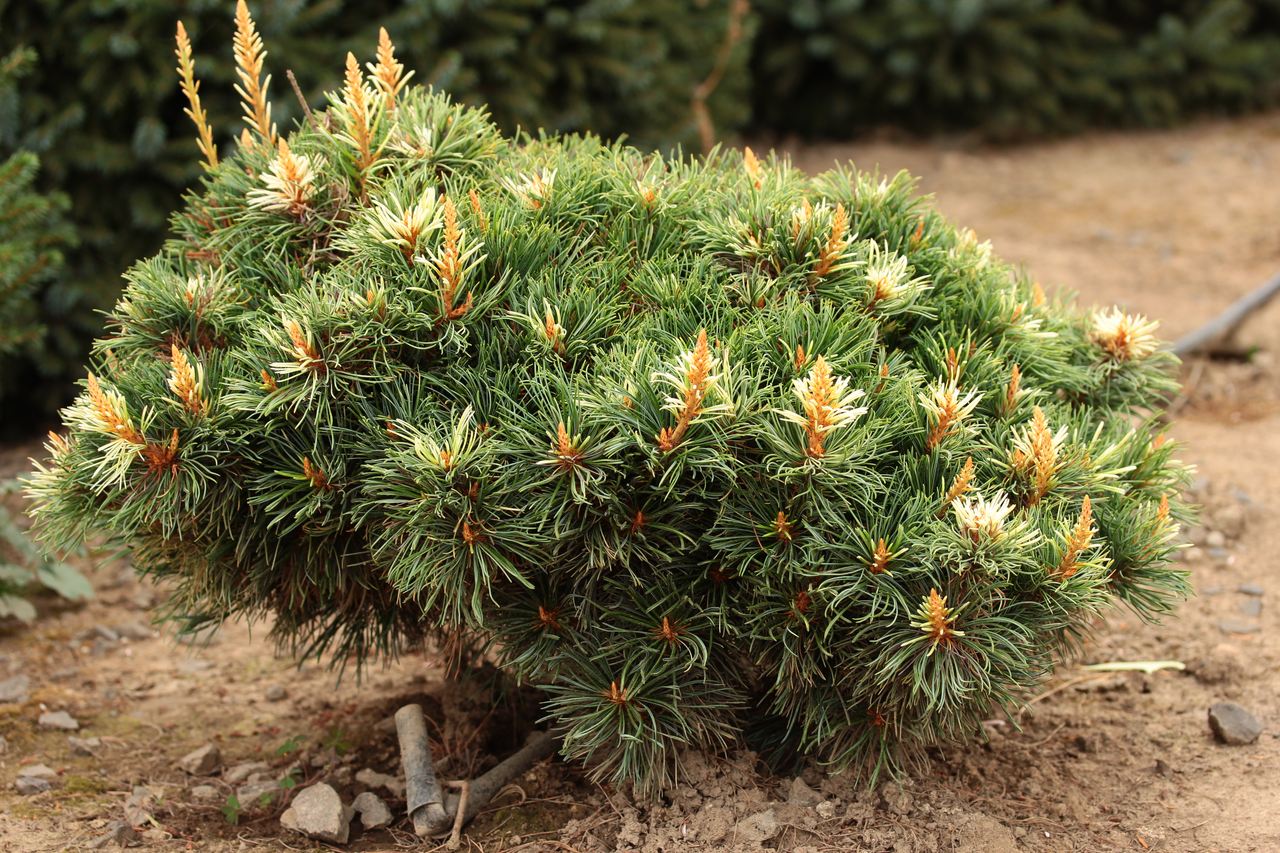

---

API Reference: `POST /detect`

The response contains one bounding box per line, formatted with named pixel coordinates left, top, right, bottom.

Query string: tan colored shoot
left=369, top=28, right=413, bottom=111
left=167, top=344, right=208, bottom=416
left=174, top=22, right=217, bottom=170
left=914, top=589, right=963, bottom=652
left=233, top=0, right=275, bottom=146
left=435, top=196, right=473, bottom=321
left=813, top=204, right=850, bottom=279
left=656, top=329, right=713, bottom=452
left=1055, top=496, right=1094, bottom=580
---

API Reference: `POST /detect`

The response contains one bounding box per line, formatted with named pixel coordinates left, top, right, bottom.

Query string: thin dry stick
left=285, top=69, right=316, bottom=130
left=691, top=0, right=750, bottom=153
left=445, top=780, right=470, bottom=850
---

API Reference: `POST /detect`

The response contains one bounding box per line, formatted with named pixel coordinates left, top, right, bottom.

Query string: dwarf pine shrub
left=28, top=15, right=1191, bottom=793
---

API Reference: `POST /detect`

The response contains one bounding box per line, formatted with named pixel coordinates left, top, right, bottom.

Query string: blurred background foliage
left=2, top=0, right=1279, bottom=430
left=753, top=0, right=1280, bottom=138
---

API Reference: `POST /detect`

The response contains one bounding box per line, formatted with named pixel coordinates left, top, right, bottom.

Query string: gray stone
left=280, top=783, right=353, bottom=844
left=353, top=790, right=393, bottom=830
left=76, top=625, right=120, bottom=644
left=224, top=760, right=270, bottom=785
left=1209, top=702, right=1263, bottom=745
left=39, top=710, right=80, bottom=730
left=237, top=778, right=280, bottom=808
left=0, top=674, right=30, bottom=704
left=114, top=621, right=154, bottom=641
left=69, top=736, right=102, bottom=755
left=15, top=764, right=57, bottom=794
left=190, top=784, right=219, bottom=801
left=19, top=763, right=57, bottom=780
left=1217, top=619, right=1261, bottom=635
left=178, top=743, right=222, bottom=776
left=732, top=809, right=779, bottom=843
left=15, top=775, right=53, bottom=795
left=1239, top=598, right=1263, bottom=618
left=355, top=767, right=405, bottom=797
left=1238, top=582, right=1265, bottom=597
left=88, top=820, right=141, bottom=849
left=265, top=684, right=287, bottom=702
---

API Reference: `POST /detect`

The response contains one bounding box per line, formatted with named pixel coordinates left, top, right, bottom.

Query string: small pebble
left=114, top=621, right=154, bottom=641
left=237, top=778, right=280, bottom=807
left=224, top=761, right=271, bottom=785
left=1217, top=619, right=1261, bottom=635
left=75, top=625, right=120, bottom=644
left=88, top=821, right=140, bottom=849
left=355, top=768, right=405, bottom=797
left=0, top=674, right=30, bottom=704
left=1238, top=598, right=1263, bottom=618
left=191, top=784, right=219, bottom=801
left=265, top=685, right=287, bottom=702
left=178, top=743, right=222, bottom=776
left=280, top=783, right=353, bottom=844
left=1209, top=702, right=1263, bottom=745
left=1238, top=583, right=1265, bottom=597
left=15, top=764, right=58, bottom=795
left=1206, top=530, right=1227, bottom=549
left=20, top=764, right=58, bottom=780
left=68, top=736, right=102, bottom=755
left=39, top=710, right=80, bottom=731
left=353, top=791, right=393, bottom=830
left=15, top=776, right=53, bottom=795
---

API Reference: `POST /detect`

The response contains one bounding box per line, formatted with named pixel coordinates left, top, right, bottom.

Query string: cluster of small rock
left=176, top=740, right=401, bottom=844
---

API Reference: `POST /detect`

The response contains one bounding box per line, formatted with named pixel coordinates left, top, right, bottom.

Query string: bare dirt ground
left=4, top=113, right=1280, bottom=852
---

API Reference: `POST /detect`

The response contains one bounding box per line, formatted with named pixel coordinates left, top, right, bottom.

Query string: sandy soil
left=3, top=113, right=1280, bottom=852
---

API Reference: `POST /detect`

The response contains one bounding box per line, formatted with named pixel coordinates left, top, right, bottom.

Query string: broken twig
left=286, top=69, right=317, bottom=131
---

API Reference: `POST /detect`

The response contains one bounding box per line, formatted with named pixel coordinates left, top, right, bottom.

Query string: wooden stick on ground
left=1172, top=269, right=1280, bottom=356
left=395, top=703, right=557, bottom=839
